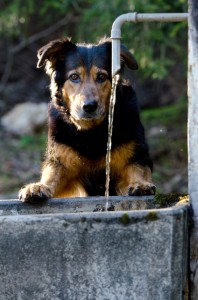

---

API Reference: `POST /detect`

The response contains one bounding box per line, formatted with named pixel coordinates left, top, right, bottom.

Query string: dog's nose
left=83, top=100, right=98, bottom=113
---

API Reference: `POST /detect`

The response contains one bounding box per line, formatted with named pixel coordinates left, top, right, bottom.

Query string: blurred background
left=0, top=0, right=188, bottom=198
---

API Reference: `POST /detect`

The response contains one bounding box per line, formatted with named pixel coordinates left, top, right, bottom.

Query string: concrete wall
left=0, top=198, right=188, bottom=300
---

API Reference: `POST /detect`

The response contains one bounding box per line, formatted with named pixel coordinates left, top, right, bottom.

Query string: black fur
left=19, top=38, right=154, bottom=202
left=48, top=40, right=152, bottom=196
left=48, top=83, right=152, bottom=168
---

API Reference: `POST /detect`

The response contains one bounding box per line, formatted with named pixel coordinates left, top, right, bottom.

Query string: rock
left=148, top=125, right=167, bottom=137
left=1, top=102, right=48, bottom=136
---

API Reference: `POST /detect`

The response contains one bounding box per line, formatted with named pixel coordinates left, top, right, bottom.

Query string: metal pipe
left=111, top=12, right=188, bottom=77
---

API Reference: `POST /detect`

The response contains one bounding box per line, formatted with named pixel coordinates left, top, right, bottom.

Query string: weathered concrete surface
left=0, top=196, right=154, bottom=215
left=0, top=198, right=188, bottom=300
left=188, top=0, right=198, bottom=298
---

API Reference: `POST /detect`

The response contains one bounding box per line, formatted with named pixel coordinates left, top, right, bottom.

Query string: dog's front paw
left=19, top=183, right=52, bottom=203
left=128, top=183, right=156, bottom=196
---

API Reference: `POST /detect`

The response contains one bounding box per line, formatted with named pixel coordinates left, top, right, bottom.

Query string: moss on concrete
left=145, top=211, right=159, bottom=221
left=120, top=213, right=130, bottom=225
left=154, top=193, right=189, bottom=208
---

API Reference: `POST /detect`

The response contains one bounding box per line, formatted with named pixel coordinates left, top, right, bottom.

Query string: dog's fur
left=19, top=37, right=155, bottom=202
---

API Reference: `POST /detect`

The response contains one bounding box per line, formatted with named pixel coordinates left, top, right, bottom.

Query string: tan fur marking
left=38, top=141, right=137, bottom=198
left=40, top=162, right=66, bottom=195
left=61, top=65, right=112, bottom=130
left=116, top=164, right=154, bottom=196
left=39, top=157, right=88, bottom=198
left=19, top=138, right=154, bottom=200
left=52, top=141, right=136, bottom=172
left=55, top=181, right=88, bottom=198
left=143, top=166, right=153, bottom=182
left=110, top=142, right=136, bottom=174
left=90, top=66, right=111, bottom=112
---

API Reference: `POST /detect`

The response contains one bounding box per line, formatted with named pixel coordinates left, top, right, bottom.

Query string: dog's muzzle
left=71, top=99, right=106, bottom=125
left=82, top=99, right=98, bottom=114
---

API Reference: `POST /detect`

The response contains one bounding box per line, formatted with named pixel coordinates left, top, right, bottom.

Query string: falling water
left=105, top=74, right=120, bottom=211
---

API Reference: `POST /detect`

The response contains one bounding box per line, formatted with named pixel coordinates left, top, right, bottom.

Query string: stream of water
left=105, top=74, right=120, bottom=211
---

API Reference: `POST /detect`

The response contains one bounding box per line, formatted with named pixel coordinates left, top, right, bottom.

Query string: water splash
left=105, top=74, right=120, bottom=211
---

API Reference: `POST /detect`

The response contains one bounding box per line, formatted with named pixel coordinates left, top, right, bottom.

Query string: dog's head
left=37, top=37, right=138, bottom=130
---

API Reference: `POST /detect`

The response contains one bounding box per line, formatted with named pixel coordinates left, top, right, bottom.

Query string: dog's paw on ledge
left=19, top=183, right=52, bottom=203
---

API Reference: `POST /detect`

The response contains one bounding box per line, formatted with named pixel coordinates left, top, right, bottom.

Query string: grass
left=141, top=97, right=187, bottom=127
left=18, top=132, right=47, bottom=151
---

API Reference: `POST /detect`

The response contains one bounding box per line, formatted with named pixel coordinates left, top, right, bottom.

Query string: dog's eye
left=69, top=73, right=80, bottom=82
left=97, top=73, right=107, bottom=82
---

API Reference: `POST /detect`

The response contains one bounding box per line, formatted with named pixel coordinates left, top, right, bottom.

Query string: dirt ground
left=0, top=130, right=47, bottom=199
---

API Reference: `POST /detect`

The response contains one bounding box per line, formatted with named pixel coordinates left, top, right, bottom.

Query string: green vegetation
left=142, top=97, right=187, bottom=127
left=80, top=217, right=87, bottom=223
left=18, top=133, right=47, bottom=151
left=120, top=213, right=130, bottom=225
left=154, top=193, right=188, bottom=207
left=0, top=0, right=187, bottom=80
left=141, top=97, right=187, bottom=193
left=145, top=211, right=159, bottom=221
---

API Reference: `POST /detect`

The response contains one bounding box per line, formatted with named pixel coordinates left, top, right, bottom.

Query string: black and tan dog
left=19, top=37, right=155, bottom=202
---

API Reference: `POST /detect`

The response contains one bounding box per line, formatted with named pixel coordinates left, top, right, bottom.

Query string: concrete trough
left=0, top=197, right=188, bottom=300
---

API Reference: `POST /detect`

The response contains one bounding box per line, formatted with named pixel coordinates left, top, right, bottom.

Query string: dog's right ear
left=121, top=44, right=138, bottom=70
left=37, top=37, right=75, bottom=69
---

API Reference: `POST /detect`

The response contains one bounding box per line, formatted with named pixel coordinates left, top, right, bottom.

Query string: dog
left=19, top=37, right=155, bottom=203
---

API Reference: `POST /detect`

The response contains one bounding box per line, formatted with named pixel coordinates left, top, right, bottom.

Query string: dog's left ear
left=37, top=37, right=75, bottom=69
left=121, top=44, right=138, bottom=70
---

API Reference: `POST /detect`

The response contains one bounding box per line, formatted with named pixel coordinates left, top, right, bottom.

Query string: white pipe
left=111, top=12, right=188, bottom=77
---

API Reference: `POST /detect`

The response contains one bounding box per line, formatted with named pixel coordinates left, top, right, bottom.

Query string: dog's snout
left=83, top=100, right=98, bottom=113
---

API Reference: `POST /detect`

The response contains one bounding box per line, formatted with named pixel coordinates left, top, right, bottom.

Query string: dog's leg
left=19, top=162, right=65, bottom=203
left=55, top=180, right=88, bottom=198
left=19, top=161, right=88, bottom=202
left=116, top=164, right=156, bottom=196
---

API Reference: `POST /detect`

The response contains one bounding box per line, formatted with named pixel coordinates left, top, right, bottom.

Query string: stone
left=0, top=197, right=188, bottom=300
left=1, top=102, right=48, bottom=136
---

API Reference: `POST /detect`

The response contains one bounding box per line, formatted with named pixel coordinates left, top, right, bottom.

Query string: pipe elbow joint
left=111, top=12, right=137, bottom=39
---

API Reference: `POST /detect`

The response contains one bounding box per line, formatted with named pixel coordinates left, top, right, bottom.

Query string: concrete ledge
left=0, top=196, right=155, bottom=215
left=0, top=198, right=188, bottom=300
